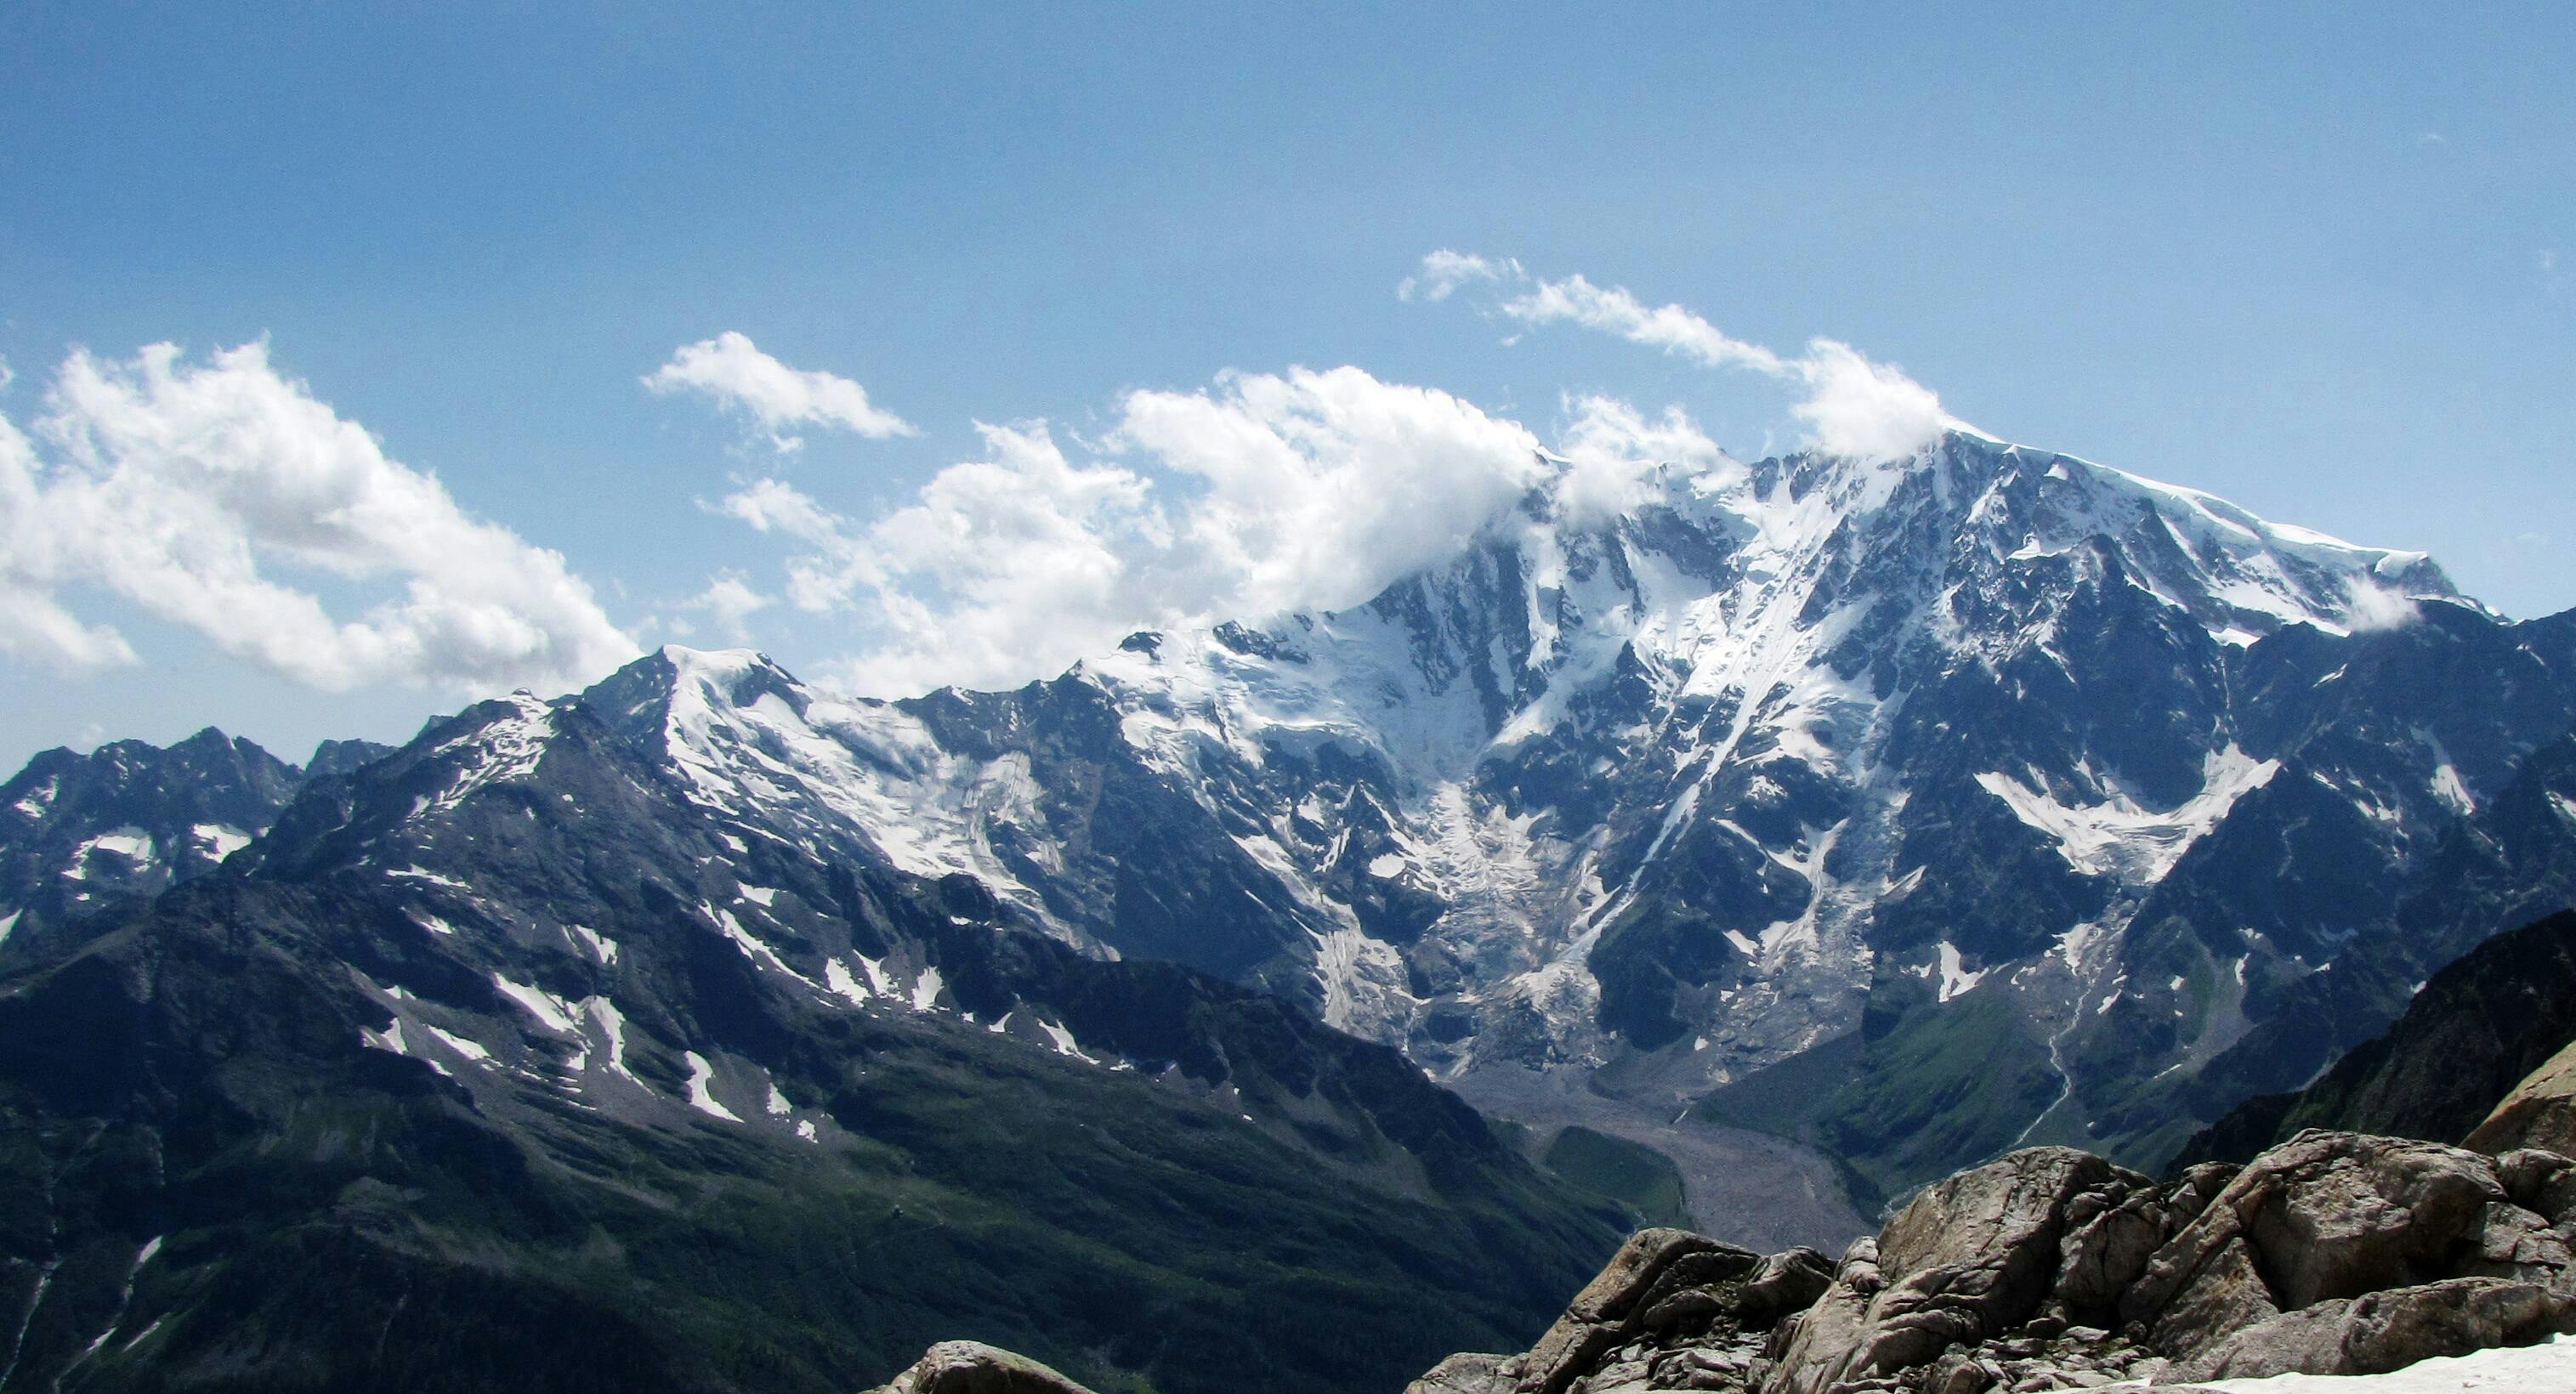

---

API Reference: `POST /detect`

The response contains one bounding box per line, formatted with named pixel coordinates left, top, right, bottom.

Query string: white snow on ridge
left=633, top=433, right=2465, bottom=1074
left=683, top=1051, right=740, bottom=1121
left=191, top=824, right=252, bottom=861
left=425, top=694, right=555, bottom=813
left=1933, top=942, right=1985, bottom=1003
left=566, top=925, right=618, bottom=965
left=1977, top=746, right=2279, bottom=884
left=75, top=827, right=156, bottom=867
left=649, top=649, right=1064, bottom=932
left=386, top=865, right=472, bottom=891
left=13, top=775, right=58, bottom=819
left=824, top=956, right=871, bottom=1005
left=492, top=974, right=579, bottom=1034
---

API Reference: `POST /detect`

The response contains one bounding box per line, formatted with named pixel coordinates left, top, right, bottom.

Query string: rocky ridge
left=1402, top=1128, right=2576, bottom=1394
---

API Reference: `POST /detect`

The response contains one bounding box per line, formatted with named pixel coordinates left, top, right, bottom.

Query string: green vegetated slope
left=1536, top=1126, right=1692, bottom=1231
left=1694, top=978, right=2060, bottom=1215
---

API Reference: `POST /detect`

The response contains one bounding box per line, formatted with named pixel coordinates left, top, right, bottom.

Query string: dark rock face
left=2177, top=909, right=2576, bottom=1167
left=0, top=727, right=303, bottom=955
left=1408, top=1130, right=2576, bottom=1393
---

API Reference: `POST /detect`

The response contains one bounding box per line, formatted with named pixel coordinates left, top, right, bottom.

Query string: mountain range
left=5, top=428, right=2575, bottom=1388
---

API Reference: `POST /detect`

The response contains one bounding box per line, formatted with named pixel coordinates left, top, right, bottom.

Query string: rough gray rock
left=1767, top=1148, right=2144, bottom=1393
left=2170, top=1277, right=2575, bottom=1381
left=1407, top=1352, right=1520, bottom=1394
left=1406, top=1129, right=2576, bottom=1394
left=2466, top=1038, right=2576, bottom=1159
left=868, top=1341, right=1099, bottom=1394
left=1518, top=1229, right=1734, bottom=1394
left=2122, top=1127, right=2527, bottom=1357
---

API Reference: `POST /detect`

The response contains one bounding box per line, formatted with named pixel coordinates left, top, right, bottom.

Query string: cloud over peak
left=646, top=332, right=915, bottom=450
left=718, top=365, right=1546, bottom=696
left=1410, top=250, right=1960, bottom=464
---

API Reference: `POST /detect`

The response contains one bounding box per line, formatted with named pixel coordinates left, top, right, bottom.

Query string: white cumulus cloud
left=718, top=365, right=1546, bottom=696
left=1415, top=252, right=1964, bottom=464
left=645, top=332, right=915, bottom=451
left=0, top=341, right=634, bottom=691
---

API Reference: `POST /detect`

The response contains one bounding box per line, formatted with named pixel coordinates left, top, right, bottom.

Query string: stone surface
left=871, top=1341, right=1100, bottom=1394
left=1769, top=1148, right=2139, bottom=1393
left=2124, top=1128, right=2519, bottom=1346
left=1518, top=1229, right=1725, bottom=1394
left=2170, top=1277, right=2575, bottom=1381
left=1413, top=1130, right=2576, bottom=1394
left=1405, top=1352, right=1520, bottom=1394
left=2468, top=1039, right=2576, bottom=1158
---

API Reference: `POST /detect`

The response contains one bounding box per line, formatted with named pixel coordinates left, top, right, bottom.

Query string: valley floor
left=1452, top=1064, right=1869, bottom=1253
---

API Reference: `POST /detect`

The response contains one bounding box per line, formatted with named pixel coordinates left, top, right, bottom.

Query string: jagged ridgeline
left=0, top=699, right=1628, bottom=1394
left=8, top=428, right=2576, bottom=1389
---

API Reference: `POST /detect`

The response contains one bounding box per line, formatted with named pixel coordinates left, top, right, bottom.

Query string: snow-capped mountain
left=551, top=429, right=2576, bottom=1197
left=5, top=429, right=2568, bottom=1213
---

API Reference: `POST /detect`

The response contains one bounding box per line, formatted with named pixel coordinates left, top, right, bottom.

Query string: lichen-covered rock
left=868, top=1341, right=1099, bottom=1394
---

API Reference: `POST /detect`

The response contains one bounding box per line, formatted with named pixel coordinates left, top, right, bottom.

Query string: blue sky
left=2, top=3, right=2570, bottom=771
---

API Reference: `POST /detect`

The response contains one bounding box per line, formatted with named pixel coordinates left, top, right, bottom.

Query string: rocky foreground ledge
left=866, top=1129, right=2576, bottom=1394
left=1410, top=1130, right=2576, bottom=1394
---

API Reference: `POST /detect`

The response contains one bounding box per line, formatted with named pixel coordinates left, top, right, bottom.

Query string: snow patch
left=824, top=956, right=871, bottom=1006
left=421, top=1024, right=487, bottom=1065
left=192, top=823, right=252, bottom=861
left=493, top=974, right=578, bottom=1034
left=386, top=865, right=472, bottom=891
left=1933, top=942, right=1986, bottom=1003
left=1977, top=746, right=2278, bottom=882
left=2099, top=1332, right=2576, bottom=1391
left=684, top=1051, right=740, bottom=1121
left=567, top=925, right=618, bottom=965
left=1037, top=1018, right=1088, bottom=1060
